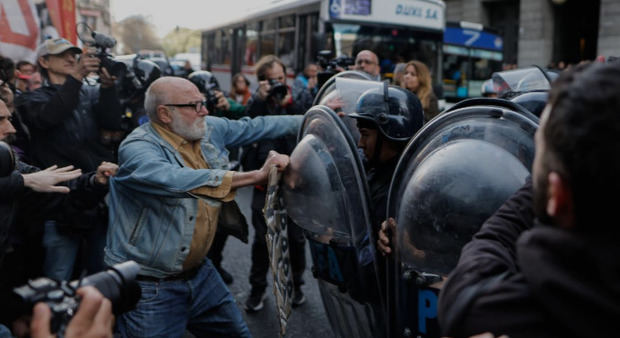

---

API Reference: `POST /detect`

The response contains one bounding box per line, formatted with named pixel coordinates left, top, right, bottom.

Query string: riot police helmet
left=510, top=90, right=549, bottom=117
left=188, top=70, right=220, bottom=93
left=349, top=82, right=424, bottom=142
left=118, top=58, right=161, bottom=101
left=132, top=59, right=161, bottom=90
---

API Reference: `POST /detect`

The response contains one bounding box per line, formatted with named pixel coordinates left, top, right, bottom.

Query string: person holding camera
left=15, top=38, right=122, bottom=282
left=242, top=55, right=309, bottom=312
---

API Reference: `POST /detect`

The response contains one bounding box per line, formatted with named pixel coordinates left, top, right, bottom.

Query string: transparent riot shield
left=313, top=70, right=374, bottom=106
left=491, top=66, right=555, bottom=99
left=313, top=71, right=379, bottom=143
left=282, top=106, right=384, bottom=338
left=386, top=98, right=539, bottom=337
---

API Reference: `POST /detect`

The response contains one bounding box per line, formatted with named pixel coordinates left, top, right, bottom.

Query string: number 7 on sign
left=463, top=30, right=481, bottom=46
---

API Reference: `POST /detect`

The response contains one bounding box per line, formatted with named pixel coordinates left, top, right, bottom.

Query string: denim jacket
left=104, top=115, right=302, bottom=277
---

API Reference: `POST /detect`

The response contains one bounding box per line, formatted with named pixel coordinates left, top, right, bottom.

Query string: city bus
left=200, top=0, right=445, bottom=92
left=442, top=21, right=504, bottom=101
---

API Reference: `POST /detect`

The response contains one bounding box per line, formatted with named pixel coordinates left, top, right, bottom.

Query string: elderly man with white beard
left=104, top=76, right=302, bottom=337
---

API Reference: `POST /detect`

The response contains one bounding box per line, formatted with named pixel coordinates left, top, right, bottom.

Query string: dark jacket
left=0, top=161, right=108, bottom=265
left=366, top=157, right=399, bottom=231
left=0, top=161, right=107, bottom=326
left=438, top=179, right=620, bottom=338
left=16, top=76, right=122, bottom=172
left=424, top=91, right=440, bottom=123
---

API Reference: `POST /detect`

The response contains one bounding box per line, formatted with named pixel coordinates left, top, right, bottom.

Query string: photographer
left=242, top=55, right=308, bottom=312
left=15, top=38, right=122, bottom=281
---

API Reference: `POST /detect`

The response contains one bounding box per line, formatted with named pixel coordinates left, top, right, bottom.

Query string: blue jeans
left=42, top=220, right=106, bottom=280
left=116, top=259, right=251, bottom=338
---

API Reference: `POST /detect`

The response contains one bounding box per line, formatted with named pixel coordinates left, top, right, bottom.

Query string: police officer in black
left=349, top=83, right=424, bottom=232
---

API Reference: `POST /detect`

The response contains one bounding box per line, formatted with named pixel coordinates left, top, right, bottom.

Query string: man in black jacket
left=15, top=38, right=122, bottom=281
left=437, top=62, right=620, bottom=337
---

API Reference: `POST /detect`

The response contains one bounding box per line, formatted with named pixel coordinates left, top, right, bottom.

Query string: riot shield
left=313, top=70, right=375, bottom=106
left=313, top=71, right=380, bottom=143
left=282, top=106, right=384, bottom=338
left=491, top=66, right=554, bottom=99
left=489, top=66, right=554, bottom=117
left=387, top=98, right=538, bottom=337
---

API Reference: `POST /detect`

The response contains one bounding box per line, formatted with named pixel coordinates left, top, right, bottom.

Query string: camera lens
left=70, top=261, right=141, bottom=314
left=268, top=79, right=287, bottom=102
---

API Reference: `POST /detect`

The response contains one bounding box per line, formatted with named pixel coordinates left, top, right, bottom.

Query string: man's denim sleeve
left=113, top=137, right=230, bottom=198
left=209, top=115, right=303, bottom=149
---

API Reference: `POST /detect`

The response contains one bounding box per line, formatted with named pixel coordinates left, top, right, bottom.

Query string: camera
left=188, top=71, right=221, bottom=112
left=13, top=261, right=141, bottom=335
left=90, top=31, right=127, bottom=77
left=204, top=82, right=220, bottom=113
left=77, top=23, right=127, bottom=77
left=267, top=79, right=288, bottom=102
left=316, top=50, right=355, bottom=89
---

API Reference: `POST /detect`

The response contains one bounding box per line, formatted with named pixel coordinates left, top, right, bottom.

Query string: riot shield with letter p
left=386, top=98, right=539, bottom=337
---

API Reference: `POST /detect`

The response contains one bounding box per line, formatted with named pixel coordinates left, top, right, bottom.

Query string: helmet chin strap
left=370, top=82, right=390, bottom=166
left=370, top=132, right=384, bottom=167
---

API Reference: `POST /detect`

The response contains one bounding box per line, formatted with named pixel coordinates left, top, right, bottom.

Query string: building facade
left=444, top=0, right=620, bottom=67
left=77, top=0, right=112, bottom=36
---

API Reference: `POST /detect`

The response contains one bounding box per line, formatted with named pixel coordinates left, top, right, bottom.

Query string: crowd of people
left=1, top=34, right=618, bottom=338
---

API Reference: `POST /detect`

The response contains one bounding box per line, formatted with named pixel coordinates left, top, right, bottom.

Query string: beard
left=533, top=171, right=553, bottom=225
left=170, top=115, right=205, bottom=141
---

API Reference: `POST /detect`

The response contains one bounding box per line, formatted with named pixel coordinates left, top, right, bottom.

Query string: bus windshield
left=327, top=23, right=442, bottom=81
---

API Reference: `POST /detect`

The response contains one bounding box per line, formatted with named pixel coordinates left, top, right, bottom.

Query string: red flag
left=45, top=0, right=77, bottom=44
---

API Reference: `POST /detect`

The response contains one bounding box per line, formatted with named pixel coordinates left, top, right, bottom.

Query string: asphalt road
left=218, top=186, right=335, bottom=338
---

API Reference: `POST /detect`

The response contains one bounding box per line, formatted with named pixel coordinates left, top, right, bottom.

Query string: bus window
left=469, top=49, right=502, bottom=97
left=330, top=23, right=442, bottom=80
left=443, top=45, right=469, bottom=99
left=245, top=23, right=258, bottom=66
left=261, top=33, right=276, bottom=57
left=221, top=29, right=232, bottom=65
left=278, top=15, right=296, bottom=71
left=260, top=20, right=276, bottom=56
left=205, top=33, right=215, bottom=70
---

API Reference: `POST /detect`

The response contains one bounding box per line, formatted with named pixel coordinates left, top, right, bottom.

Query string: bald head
left=145, top=76, right=200, bottom=123
left=355, top=50, right=380, bottom=77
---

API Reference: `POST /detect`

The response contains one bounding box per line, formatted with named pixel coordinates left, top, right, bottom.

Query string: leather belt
left=136, top=261, right=204, bottom=282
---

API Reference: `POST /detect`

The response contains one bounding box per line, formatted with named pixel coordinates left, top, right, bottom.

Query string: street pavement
left=219, top=186, right=335, bottom=338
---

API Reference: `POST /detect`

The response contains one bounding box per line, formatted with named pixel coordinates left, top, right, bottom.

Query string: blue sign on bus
left=444, top=26, right=503, bottom=51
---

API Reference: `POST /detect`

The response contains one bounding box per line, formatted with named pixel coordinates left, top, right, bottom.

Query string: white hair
left=144, top=81, right=163, bottom=122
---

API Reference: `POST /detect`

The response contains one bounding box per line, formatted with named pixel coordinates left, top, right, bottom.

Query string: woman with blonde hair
left=401, top=60, right=440, bottom=122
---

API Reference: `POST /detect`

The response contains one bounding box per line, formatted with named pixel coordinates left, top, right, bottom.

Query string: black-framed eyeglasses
left=164, top=100, right=207, bottom=113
